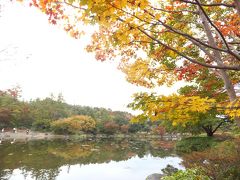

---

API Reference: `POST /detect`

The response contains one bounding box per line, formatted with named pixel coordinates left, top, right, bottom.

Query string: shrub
left=120, top=124, right=129, bottom=134
left=51, top=115, right=96, bottom=134
left=32, top=119, right=51, bottom=132
left=152, top=125, right=165, bottom=137
left=162, top=168, right=210, bottom=180
left=176, top=137, right=219, bottom=153
left=182, top=139, right=240, bottom=179
left=95, top=120, right=105, bottom=133
left=103, top=121, right=119, bottom=134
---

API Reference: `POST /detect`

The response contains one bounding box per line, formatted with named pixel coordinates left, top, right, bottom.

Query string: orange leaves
left=214, top=14, right=240, bottom=36
left=165, top=6, right=173, bottom=11
left=113, top=0, right=128, bottom=8
left=175, top=63, right=204, bottom=81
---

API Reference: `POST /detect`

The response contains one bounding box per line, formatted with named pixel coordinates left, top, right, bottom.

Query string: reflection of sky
left=9, top=155, right=184, bottom=180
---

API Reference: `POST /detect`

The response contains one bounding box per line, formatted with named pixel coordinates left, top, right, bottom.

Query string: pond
left=0, top=138, right=184, bottom=180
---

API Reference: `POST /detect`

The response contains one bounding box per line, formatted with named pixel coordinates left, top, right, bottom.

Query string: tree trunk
left=202, top=125, right=214, bottom=137
left=206, top=131, right=214, bottom=137
left=199, top=8, right=240, bottom=126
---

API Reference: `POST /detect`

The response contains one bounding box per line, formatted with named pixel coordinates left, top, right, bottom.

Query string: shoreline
left=0, top=130, right=66, bottom=142
left=0, top=130, right=183, bottom=142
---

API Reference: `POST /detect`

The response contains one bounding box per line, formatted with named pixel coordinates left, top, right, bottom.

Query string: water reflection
left=0, top=139, right=184, bottom=180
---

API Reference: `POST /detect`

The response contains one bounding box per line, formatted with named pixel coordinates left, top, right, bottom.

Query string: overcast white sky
left=0, top=1, right=180, bottom=112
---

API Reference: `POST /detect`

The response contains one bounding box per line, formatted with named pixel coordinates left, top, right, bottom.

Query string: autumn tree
left=29, top=94, right=70, bottom=121
left=19, top=0, right=240, bottom=125
left=51, top=115, right=96, bottom=134
left=103, top=121, right=120, bottom=134
left=120, top=124, right=129, bottom=134
left=152, top=125, right=166, bottom=138
left=0, top=87, right=32, bottom=128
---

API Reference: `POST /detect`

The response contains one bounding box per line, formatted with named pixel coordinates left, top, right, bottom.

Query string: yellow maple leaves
left=130, top=93, right=240, bottom=126
left=223, top=99, right=240, bottom=118
left=120, top=58, right=177, bottom=88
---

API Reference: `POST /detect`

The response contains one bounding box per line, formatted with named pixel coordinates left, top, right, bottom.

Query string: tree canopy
left=18, top=0, right=240, bottom=127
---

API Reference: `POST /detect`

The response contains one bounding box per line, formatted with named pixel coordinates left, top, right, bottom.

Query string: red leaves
left=0, top=87, right=22, bottom=99
left=176, top=63, right=203, bottom=81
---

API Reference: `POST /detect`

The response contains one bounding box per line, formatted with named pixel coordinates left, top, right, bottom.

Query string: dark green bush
left=176, top=136, right=219, bottom=153
left=32, top=119, right=51, bottom=132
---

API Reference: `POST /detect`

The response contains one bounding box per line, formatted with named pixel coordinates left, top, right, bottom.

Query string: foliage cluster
left=152, top=125, right=166, bottom=137
left=0, top=87, right=32, bottom=128
left=175, top=137, right=220, bottom=153
left=162, top=168, right=210, bottom=180
left=51, top=115, right=96, bottom=134
left=101, top=121, right=120, bottom=135
left=32, top=119, right=51, bottom=132
left=182, top=138, right=240, bottom=179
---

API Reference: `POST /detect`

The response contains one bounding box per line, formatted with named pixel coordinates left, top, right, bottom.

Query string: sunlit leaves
left=224, top=99, right=240, bottom=118
left=130, top=91, right=240, bottom=126
left=129, top=93, right=216, bottom=125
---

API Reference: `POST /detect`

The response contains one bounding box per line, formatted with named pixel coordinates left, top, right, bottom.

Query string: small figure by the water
left=26, top=129, right=29, bottom=134
left=10, top=139, right=15, bottom=144
left=1, top=128, right=4, bottom=133
left=13, top=128, right=17, bottom=133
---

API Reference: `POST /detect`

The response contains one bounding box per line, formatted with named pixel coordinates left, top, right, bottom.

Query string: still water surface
left=0, top=138, right=184, bottom=180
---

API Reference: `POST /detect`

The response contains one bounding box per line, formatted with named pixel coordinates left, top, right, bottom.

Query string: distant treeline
left=0, top=87, right=152, bottom=134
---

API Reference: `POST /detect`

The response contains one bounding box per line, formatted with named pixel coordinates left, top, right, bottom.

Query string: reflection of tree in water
left=0, top=169, right=14, bottom=180
left=20, top=168, right=60, bottom=180
left=0, top=138, right=176, bottom=179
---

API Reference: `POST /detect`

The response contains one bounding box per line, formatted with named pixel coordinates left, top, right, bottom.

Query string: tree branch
left=61, top=0, right=87, bottom=10
left=195, top=0, right=240, bottom=60
left=212, top=121, right=224, bottom=134
left=180, top=0, right=235, bottom=8
left=111, top=2, right=240, bottom=70
left=150, top=5, right=198, bottom=15
left=112, top=3, right=237, bottom=58
left=136, top=26, right=240, bottom=70
left=144, top=10, right=236, bottom=57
